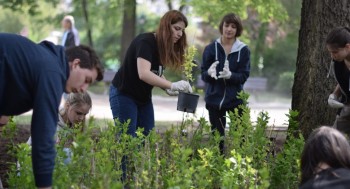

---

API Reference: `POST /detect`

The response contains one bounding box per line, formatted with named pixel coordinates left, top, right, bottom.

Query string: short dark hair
left=326, top=27, right=350, bottom=49
left=300, top=126, right=350, bottom=185
left=65, top=45, right=104, bottom=81
left=219, top=13, right=243, bottom=37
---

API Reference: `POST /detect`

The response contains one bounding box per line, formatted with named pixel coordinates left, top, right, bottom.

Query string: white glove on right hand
left=207, top=61, right=219, bottom=80
left=328, top=93, right=344, bottom=109
left=171, top=80, right=193, bottom=93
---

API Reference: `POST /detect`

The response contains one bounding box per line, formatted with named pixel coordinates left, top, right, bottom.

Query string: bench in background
left=103, top=70, right=116, bottom=94
left=243, top=77, right=268, bottom=92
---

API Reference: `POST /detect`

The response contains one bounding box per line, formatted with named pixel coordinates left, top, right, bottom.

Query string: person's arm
left=201, top=45, right=217, bottom=83
left=31, top=71, right=62, bottom=188
left=137, top=57, right=172, bottom=89
left=224, top=46, right=251, bottom=85
left=333, top=84, right=341, bottom=97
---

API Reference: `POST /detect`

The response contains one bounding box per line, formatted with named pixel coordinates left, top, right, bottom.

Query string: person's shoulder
left=204, top=40, right=217, bottom=50
left=136, top=32, right=155, bottom=41
left=300, top=168, right=350, bottom=189
left=333, top=168, right=350, bottom=176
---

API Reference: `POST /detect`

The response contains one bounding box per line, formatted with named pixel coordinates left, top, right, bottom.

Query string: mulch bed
left=0, top=124, right=31, bottom=188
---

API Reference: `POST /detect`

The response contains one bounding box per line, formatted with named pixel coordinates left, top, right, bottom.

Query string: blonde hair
left=63, top=15, right=75, bottom=27
left=60, top=92, right=92, bottom=128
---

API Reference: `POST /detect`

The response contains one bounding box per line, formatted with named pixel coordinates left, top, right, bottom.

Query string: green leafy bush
left=5, top=93, right=303, bottom=189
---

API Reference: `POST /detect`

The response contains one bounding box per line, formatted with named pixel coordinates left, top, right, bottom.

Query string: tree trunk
left=120, top=0, right=136, bottom=63
left=81, top=0, right=93, bottom=47
left=166, top=0, right=173, bottom=10
left=292, top=0, right=350, bottom=138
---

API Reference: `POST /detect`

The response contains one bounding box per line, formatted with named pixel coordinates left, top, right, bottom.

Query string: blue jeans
left=109, top=85, right=155, bottom=182
left=109, top=85, right=155, bottom=137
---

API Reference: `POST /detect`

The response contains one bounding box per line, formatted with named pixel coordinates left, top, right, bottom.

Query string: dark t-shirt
left=334, top=60, right=350, bottom=103
left=112, top=33, right=163, bottom=104
left=299, top=168, right=350, bottom=189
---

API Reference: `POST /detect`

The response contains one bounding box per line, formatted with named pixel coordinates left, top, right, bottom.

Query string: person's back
left=0, top=33, right=68, bottom=115
left=300, top=168, right=350, bottom=189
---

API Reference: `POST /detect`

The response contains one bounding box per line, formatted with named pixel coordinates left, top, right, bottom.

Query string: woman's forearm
left=137, top=58, right=172, bottom=89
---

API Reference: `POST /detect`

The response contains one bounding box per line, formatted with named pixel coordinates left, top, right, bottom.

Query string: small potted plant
left=177, top=45, right=200, bottom=113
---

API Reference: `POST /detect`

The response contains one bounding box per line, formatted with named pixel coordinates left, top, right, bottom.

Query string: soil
left=0, top=124, right=31, bottom=188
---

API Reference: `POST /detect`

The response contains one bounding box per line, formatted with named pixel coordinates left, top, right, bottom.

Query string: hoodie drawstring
left=237, top=50, right=241, bottom=62
left=327, top=60, right=334, bottom=78
left=215, top=41, right=218, bottom=61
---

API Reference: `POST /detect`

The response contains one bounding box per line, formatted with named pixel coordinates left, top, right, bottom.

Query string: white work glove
left=218, top=60, right=232, bottom=79
left=165, top=89, right=179, bottom=96
left=208, top=61, right=219, bottom=80
left=171, top=80, right=193, bottom=93
left=328, top=93, right=344, bottom=109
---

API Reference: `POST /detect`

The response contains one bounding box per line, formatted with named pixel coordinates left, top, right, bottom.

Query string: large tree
left=120, top=0, right=136, bottom=62
left=292, top=0, right=350, bottom=138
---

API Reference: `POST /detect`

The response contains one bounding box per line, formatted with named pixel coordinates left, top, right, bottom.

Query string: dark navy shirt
left=0, top=33, right=69, bottom=187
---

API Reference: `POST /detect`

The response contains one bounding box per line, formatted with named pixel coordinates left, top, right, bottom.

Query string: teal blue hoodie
left=0, top=33, right=69, bottom=187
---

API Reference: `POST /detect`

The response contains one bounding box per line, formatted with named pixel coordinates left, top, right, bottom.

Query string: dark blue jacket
left=0, top=33, right=69, bottom=187
left=201, top=38, right=250, bottom=110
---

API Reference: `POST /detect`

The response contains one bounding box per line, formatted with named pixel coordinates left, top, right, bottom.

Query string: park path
left=88, top=93, right=290, bottom=128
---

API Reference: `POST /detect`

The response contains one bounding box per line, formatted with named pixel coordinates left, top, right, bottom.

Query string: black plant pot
left=177, top=92, right=200, bottom=113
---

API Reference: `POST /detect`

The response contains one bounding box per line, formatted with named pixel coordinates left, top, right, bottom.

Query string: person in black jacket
left=300, top=126, right=350, bottom=189
left=0, top=33, right=103, bottom=189
left=201, top=13, right=250, bottom=154
left=61, top=15, right=80, bottom=48
left=326, top=27, right=350, bottom=137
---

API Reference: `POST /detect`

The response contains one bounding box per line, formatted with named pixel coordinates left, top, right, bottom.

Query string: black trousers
left=207, top=105, right=243, bottom=154
left=207, top=107, right=232, bottom=154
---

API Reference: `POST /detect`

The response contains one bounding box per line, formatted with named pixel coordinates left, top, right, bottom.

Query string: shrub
left=5, top=93, right=303, bottom=188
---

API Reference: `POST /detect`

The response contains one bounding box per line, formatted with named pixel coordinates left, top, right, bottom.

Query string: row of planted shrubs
left=3, top=92, right=304, bottom=188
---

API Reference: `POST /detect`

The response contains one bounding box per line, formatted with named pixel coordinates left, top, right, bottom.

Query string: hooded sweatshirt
left=0, top=33, right=69, bottom=187
left=201, top=38, right=250, bottom=110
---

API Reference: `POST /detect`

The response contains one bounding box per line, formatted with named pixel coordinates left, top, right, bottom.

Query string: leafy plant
left=183, top=45, right=198, bottom=82
left=5, top=104, right=303, bottom=188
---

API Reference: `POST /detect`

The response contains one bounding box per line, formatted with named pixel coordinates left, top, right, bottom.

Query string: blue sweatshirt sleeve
left=201, top=44, right=217, bottom=83
left=226, top=46, right=251, bottom=85
left=31, top=71, right=63, bottom=187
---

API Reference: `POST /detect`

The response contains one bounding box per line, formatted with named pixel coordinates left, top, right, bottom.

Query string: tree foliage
left=189, top=0, right=287, bottom=24
left=0, top=0, right=59, bottom=15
